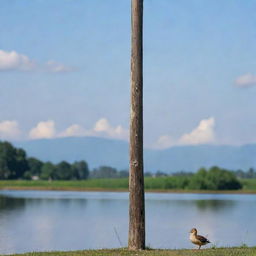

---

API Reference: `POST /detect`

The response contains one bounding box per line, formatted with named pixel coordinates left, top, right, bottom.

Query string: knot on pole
left=132, top=160, right=139, bottom=168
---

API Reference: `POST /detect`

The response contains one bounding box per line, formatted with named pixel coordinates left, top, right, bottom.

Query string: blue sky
left=0, top=0, right=256, bottom=148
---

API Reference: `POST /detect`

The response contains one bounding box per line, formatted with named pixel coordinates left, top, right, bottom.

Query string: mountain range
left=14, top=137, right=256, bottom=173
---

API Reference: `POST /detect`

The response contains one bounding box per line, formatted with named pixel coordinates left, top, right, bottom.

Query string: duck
left=189, top=228, right=210, bottom=249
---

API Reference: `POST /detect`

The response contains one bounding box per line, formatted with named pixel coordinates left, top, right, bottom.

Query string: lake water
left=0, top=190, right=255, bottom=254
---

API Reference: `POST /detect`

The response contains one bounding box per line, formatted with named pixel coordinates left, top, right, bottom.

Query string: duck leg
left=198, top=245, right=201, bottom=250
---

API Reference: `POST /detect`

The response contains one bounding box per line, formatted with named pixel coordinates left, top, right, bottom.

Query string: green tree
left=189, top=168, right=208, bottom=189
left=90, top=166, right=118, bottom=178
left=72, top=161, right=89, bottom=180
left=189, top=166, right=242, bottom=190
left=0, top=141, right=15, bottom=179
left=40, top=162, right=57, bottom=180
left=0, top=141, right=28, bottom=179
left=27, top=157, right=43, bottom=176
left=15, top=148, right=29, bottom=179
left=55, top=161, right=73, bottom=180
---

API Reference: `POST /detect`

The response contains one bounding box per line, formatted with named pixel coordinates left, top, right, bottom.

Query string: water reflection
left=0, top=190, right=255, bottom=254
left=146, top=198, right=237, bottom=214
left=0, top=195, right=26, bottom=211
left=195, top=199, right=236, bottom=211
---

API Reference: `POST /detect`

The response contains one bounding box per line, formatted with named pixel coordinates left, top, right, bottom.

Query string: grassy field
left=240, top=178, right=256, bottom=190
left=0, top=179, right=129, bottom=191
left=10, top=248, right=256, bottom=256
left=0, top=178, right=256, bottom=193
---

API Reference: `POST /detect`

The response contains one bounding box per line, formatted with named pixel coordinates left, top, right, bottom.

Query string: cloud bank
left=29, top=118, right=128, bottom=141
left=0, top=117, right=215, bottom=149
left=155, top=117, right=216, bottom=149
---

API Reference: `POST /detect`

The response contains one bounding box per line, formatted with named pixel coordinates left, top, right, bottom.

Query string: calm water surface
left=0, top=190, right=255, bottom=254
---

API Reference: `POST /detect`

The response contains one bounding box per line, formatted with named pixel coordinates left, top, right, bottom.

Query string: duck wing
left=197, top=235, right=210, bottom=244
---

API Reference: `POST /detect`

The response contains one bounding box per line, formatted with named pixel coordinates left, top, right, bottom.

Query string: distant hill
left=14, top=137, right=256, bottom=173
left=15, top=137, right=129, bottom=170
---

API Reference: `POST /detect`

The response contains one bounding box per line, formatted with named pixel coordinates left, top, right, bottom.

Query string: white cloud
left=45, top=61, right=75, bottom=73
left=59, top=124, right=88, bottom=137
left=154, top=135, right=174, bottom=149
left=0, top=120, right=21, bottom=139
left=94, top=118, right=110, bottom=132
left=0, top=49, right=74, bottom=73
left=29, top=120, right=56, bottom=139
left=0, top=50, right=35, bottom=71
left=235, top=73, right=256, bottom=88
left=53, top=118, right=128, bottom=141
left=154, top=117, right=216, bottom=149
left=93, top=118, right=129, bottom=140
left=179, top=117, right=215, bottom=145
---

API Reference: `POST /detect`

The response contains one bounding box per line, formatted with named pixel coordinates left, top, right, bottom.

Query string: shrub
left=188, top=166, right=242, bottom=190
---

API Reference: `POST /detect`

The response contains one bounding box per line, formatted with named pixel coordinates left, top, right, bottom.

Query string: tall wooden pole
left=128, top=0, right=145, bottom=250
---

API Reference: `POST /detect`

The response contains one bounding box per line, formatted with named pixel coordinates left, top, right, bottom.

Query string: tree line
left=0, top=141, right=129, bottom=180
left=0, top=141, right=254, bottom=190
left=142, top=167, right=242, bottom=190
left=149, top=168, right=256, bottom=179
left=0, top=141, right=89, bottom=180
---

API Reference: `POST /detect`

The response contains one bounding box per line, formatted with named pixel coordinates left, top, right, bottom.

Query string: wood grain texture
left=128, top=0, right=145, bottom=250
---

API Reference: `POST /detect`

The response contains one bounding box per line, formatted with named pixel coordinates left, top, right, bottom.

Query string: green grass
left=0, top=178, right=256, bottom=193
left=240, top=178, right=256, bottom=190
left=9, top=248, right=256, bottom=256
left=0, top=179, right=129, bottom=191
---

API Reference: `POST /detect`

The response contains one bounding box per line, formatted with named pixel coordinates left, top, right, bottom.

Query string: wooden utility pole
left=128, top=0, right=145, bottom=250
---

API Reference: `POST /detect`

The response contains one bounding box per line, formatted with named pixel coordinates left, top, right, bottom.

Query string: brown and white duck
left=189, top=228, right=210, bottom=249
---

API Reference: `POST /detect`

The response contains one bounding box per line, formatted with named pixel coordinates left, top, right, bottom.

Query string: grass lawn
left=11, top=248, right=256, bottom=256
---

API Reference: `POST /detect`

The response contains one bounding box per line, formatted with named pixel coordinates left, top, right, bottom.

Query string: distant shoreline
left=1, top=186, right=256, bottom=194
left=0, top=179, right=255, bottom=194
